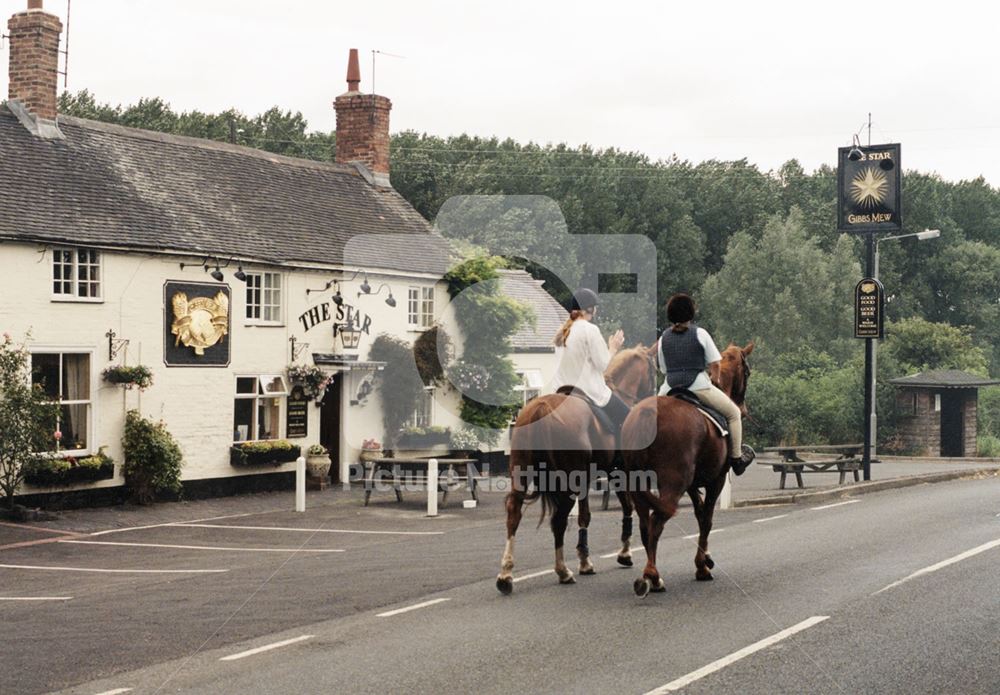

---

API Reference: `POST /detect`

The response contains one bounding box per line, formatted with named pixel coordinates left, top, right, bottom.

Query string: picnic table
left=758, top=444, right=863, bottom=490
left=362, top=457, right=482, bottom=507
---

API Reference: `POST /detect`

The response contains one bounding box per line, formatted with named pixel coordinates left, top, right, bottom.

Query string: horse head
left=606, top=343, right=658, bottom=406
left=718, top=342, right=754, bottom=416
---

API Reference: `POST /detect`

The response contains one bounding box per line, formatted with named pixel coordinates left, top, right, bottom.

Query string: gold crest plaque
left=171, top=290, right=230, bottom=355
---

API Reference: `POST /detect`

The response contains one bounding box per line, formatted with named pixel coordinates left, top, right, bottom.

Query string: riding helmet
left=570, top=287, right=600, bottom=312
left=666, top=293, right=696, bottom=324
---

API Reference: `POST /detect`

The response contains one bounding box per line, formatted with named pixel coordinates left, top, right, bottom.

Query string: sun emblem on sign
left=851, top=167, right=888, bottom=209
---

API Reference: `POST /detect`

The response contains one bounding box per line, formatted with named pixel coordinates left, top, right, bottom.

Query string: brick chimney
left=334, top=49, right=392, bottom=184
left=7, top=0, right=63, bottom=122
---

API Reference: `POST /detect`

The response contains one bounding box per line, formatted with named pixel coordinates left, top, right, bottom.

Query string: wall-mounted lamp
left=289, top=336, right=310, bottom=361
left=847, top=134, right=864, bottom=162
left=307, top=269, right=371, bottom=300
left=179, top=256, right=234, bottom=282
left=334, top=318, right=362, bottom=349
left=234, top=264, right=247, bottom=282
left=365, top=283, right=396, bottom=307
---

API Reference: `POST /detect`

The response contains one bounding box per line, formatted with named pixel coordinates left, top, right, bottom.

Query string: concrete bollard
left=295, top=456, right=306, bottom=512
left=720, top=471, right=733, bottom=510
left=427, top=458, right=438, bottom=517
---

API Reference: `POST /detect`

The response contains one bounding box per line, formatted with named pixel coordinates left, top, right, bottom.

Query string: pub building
left=0, top=2, right=561, bottom=501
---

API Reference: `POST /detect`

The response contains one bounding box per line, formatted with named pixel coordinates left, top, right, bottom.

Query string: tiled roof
left=889, top=370, right=1000, bottom=389
left=497, top=269, right=567, bottom=351
left=0, top=106, right=452, bottom=275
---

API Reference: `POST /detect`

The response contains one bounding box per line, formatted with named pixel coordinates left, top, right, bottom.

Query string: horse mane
left=605, top=343, right=648, bottom=382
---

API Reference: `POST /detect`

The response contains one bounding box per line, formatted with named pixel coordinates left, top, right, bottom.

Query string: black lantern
left=337, top=319, right=362, bottom=350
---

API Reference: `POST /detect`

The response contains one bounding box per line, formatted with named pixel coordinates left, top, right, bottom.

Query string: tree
left=0, top=335, right=60, bottom=510
left=881, top=317, right=989, bottom=375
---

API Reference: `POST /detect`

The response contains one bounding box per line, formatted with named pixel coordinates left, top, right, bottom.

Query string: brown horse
left=496, top=344, right=657, bottom=595
left=622, top=342, right=753, bottom=597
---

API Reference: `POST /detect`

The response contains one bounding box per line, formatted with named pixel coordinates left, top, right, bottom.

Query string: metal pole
left=871, top=243, right=879, bottom=462
left=862, top=232, right=875, bottom=481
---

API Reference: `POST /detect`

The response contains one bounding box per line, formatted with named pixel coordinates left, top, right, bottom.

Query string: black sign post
left=839, top=143, right=902, bottom=482
left=854, top=278, right=885, bottom=339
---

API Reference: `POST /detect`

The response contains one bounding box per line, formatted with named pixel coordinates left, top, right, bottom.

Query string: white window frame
left=514, top=369, right=543, bottom=407
left=51, top=248, right=103, bottom=302
left=407, top=286, right=434, bottom=328
left=29, top=348, right=96, bottom=456
left=233, top=375, right=290, bottom=442
left=244, top=271, right=284, bottom=325
left=410, top=386, right=435, bottom=428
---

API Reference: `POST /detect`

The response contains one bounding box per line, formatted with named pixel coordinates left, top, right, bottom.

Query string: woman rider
left=657, top=293, right=754, bottom=475
left=552, top=288, right=630, bottom=433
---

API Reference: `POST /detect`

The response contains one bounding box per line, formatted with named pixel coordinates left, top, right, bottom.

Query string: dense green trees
left=56, top=90, right=1000, bottom=448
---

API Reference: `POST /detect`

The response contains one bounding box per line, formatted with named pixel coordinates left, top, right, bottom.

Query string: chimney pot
left=27, top=0, right=43, bottom=10
left=346, top=48, right=361, bottom=92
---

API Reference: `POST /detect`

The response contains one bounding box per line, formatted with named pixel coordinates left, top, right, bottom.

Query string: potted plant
left=23, top=448, right=116, bottom=487
left=230, top=440, right=302, bottom=467
left=102, top=365, right=154, bottom=391
left=449, top=427, right=480, bottom=459
left=286, top=364, right=330, bottom=400
left=360, top=438, right=382, bottom=462
left=305, top=444, right=332, bottom=479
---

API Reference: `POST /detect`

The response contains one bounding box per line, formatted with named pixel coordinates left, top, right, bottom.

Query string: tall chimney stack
left=334, top=49, right=392, bottom=185
left=7, top=0, right=63, bottom=122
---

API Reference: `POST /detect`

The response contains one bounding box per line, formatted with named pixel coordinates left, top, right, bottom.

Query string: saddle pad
left=666, top=388, right=729, bottom=437
left=556, top=386, right=616, bottom=434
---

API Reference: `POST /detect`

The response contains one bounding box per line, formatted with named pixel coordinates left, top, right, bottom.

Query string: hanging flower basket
left=286, top=364, right=331, bottom=400
left=102, top=365, right=154, bottom=391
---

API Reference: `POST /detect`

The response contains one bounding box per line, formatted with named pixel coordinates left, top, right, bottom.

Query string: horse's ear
left=743, top=341, right=755, bottom=356
left=645, top=343, right=658, bottom=358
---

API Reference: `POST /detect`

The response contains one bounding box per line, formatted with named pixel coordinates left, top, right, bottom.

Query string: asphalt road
left=2, top=476, right=998, bottom=694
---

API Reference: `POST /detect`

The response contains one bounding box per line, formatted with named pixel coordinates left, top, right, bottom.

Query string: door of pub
left=320, top=375, right=342, bottom=482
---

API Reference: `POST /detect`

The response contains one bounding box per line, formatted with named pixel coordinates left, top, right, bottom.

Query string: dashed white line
left=753, top=514, right=789, bottom=523
left=92, top=688, right=133, bottom=695
left=811, top=500, right=859, bottom=511
left=512, top=569, right=553, bottom=583
left=60, top=540, right=344, bottom=553
left=376, top=598, right=450, bottom=617
left=0, top=596, right=72, bottom=601
left=684, top=528, right=725, bottom=540
left=643, top=616, right=830, bottom=693
left=0, top=563, right=227, bottom=574
left=219, top=635, right=314, bottom=661
left=172, top=523, right=444, bottom=536
left=873, top=537, right=1000, bottom=595
left=88, top=511, right=263, bottom=537
left=599, top=547, right=646, bottom=559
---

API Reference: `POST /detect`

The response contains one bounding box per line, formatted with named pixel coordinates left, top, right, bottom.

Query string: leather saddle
left=666, top=387, right=729, bottom=437
left=555, top=385, right=616, bottom=435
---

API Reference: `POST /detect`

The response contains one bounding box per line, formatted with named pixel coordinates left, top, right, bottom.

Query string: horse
left=496, top=344, right=657, bottom=595
left=622, top=342, right=753, bottom=598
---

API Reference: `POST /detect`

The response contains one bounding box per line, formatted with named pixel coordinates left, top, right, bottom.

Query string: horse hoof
left=617, top=554, right=634, bottom=567
left=579, top=565, right=596, bottom=576
left=650, top=577, right=666, bottom=593
left=705, top=556, right=715, bottom=570
left=633, top=577, right=651, bottom=598
left=496, top=576, right=513, bottom=595
left=696, top=572, right=714, bottom=582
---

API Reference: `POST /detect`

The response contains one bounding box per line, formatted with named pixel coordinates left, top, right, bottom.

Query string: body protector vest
left=660, top=324, right=707, bottom=389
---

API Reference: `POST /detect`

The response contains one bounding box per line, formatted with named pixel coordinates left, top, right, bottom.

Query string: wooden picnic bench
left=362, top=457, right=483, bottom=506
left=758, top=444, right=863, bottom=490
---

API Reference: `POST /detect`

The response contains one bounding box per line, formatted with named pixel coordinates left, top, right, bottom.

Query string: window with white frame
left=52, top=248, right=102, bottom=300
left=410, top=387, right=434, bottom=428
left=30, top=352, right=93, bottom=453
left=245, top=272, right=283, bottom=323
left=233, top=375, right=289, bottom=442
left=514, top=370, right=543, bottom=407
left=407, top=286, right=434, bottom=328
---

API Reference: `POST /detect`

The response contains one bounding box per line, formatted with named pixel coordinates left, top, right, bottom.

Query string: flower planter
left=305, top=454, right=332, bottom=479
left=230, top=441, right=301, bottom=467
left=359, top=449, right=383, bottom=463
left=24, top=455, right=115, bottom=487
left=395, top=433, right=450, bottom=449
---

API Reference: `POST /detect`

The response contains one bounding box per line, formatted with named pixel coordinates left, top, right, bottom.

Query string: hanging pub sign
left=163, top=281, right=232, bottom=366
left=854, top=278, right=885, bottom=339
left=837, top=143, right=902, bottom=233
left=286, top=385, right=309, bottom=439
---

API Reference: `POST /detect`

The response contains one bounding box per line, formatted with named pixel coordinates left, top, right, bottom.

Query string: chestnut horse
left=496, top=345, right=657, bottom=595
left=622, top=342, right=753, bottom=598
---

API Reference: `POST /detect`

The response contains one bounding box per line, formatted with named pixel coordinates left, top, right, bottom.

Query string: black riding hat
left=570, top=287, right=599, bottom=312
left=666, top=293, right=696, bottom=324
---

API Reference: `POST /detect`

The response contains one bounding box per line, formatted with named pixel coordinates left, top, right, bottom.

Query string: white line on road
left=753, top=514, right=789, bottom=523
left=92, top=688, right=133, bottom=695
left=811, top=500, right=859, bottom=511
left=644, top=616, right=830, bottom=693
left=684, top=528, right=725, bottom=540
left=173, top=523, right=444, bottom=536
left=512, top=569, right=553, bottom=583
left=219, top=635, right=314, bottom=661
left=0, top=596, right=72, bottom=601
left=599, top=547, right=646, bottom=559
left=60, top=540, right=345, bottom=553
left=88, top=512, right=264, bottom=537
left=376, top=598, right=450, bottom=617
left=0, top=563, right=228, bottom=574
left=873, top=537, right=1000, bottom=595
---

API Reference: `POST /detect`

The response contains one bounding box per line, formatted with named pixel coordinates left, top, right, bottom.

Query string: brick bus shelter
left=890, top=370, right=1000, bottom=457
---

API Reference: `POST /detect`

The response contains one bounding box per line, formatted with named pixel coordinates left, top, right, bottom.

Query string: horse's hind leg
left=614, top=489, right=634, bottom=567
left=633, top=491, right=675, bottom=597
left=552, top=492, right=576, bottom=585
left=496, top=489, right=526, bottom=594
left=690, top=479, right=724, bottom=581
left=576, top=495, right=595, bottom=575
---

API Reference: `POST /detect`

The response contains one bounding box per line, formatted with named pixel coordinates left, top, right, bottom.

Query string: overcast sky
left=4, top=0, right=999, bottom=185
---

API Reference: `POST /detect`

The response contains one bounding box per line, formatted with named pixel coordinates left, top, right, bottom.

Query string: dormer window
left=52, top=248, right=102, bottom=301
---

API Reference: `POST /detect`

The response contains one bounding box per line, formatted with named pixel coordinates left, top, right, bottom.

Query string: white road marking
left=93, top=689, right=133, bottom=695
left=172, top=523, right=444, bottom=536
left=684, top=528, right=725, bottom=540
left=60, top=540, right=344, bottom=553
left=219, top=635, right=314, bottom=661
left=644, top=616, right=830, bottom=693
left=88, top=512, right=263, bottom=537
left=753, top=514, right=789, bottom=523
left=0, top=596, right=72, bottom=601
left=811, top=500, right=859, bottom=511
left=599, top=547, right=646, bottom=559
left=0, top=563, right=227, bottom=574
left=873, top=537, right=1000, bottom=595
left=376, top=598, right=450, bottom=617
left=511, top=569, right=553, bottom=583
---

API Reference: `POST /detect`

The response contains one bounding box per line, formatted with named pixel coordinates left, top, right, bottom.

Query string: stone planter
left=359, top=449, right=383, bottom=463
left=306, top=454, right=332, bottom=479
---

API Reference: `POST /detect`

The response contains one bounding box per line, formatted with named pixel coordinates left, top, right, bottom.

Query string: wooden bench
left=362, top=458, right=483, bottom=506
left=758, top=444, right=863, bottom=490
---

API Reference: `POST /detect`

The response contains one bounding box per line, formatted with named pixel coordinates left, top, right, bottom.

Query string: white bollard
left=427, top=458, right=439, bottom=517
left=719, top=470, right=733, bottom=510
left=295, top=456, right=306, bottom=512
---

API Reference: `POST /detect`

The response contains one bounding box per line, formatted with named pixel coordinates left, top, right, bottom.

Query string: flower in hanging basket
left=286, top=364, right=331, bottom=399
left=102, top=365, right=154, bottom=390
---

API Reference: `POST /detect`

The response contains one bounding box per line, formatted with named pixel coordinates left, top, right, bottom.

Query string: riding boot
left=729, top=444, right=756, bottom=476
